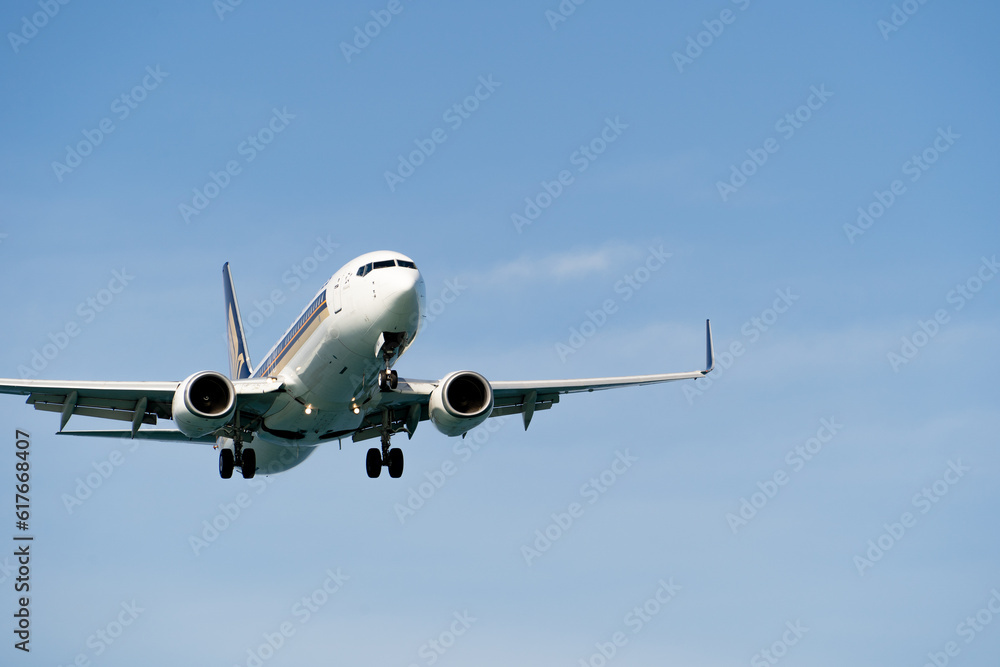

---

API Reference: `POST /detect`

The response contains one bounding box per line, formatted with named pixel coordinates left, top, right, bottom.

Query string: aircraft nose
left=383, top=269, right=423, bottom=316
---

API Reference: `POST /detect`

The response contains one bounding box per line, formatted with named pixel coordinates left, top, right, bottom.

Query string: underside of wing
left=57, top=429, right=217, bottom=444
left=363, top=320, right=714, bottom=438
left=351, top=378, right=561, bottom=443
left=0, top=379, right=178, bottom=434
left=0, top=375, right=284, bottom=439
left=492, top=319, right=715, bottom=397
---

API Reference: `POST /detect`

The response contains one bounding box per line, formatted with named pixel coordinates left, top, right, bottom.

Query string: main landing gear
left=366, top=445, right=403, bottom=479
left=366, top=410, right=403, bottom=479
left=219, top=441, right=256, bottom=479
left=219, top=413, right=256, bottom=480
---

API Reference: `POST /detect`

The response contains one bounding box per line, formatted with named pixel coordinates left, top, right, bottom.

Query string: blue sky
left=1, top=1, right=998, bottom=665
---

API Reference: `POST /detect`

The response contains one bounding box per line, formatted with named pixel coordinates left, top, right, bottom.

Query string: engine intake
left=428, top=371, right=494, bottom=437
left=172, top=371, right=236, bottom=438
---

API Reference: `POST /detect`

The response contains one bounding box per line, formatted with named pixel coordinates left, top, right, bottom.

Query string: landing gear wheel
left=219, top=449, right=234, bottom=479
left=366, top=448, right=383, bottom=478
left=387, top=448, right=404, bottom=478
left=241, top=448, right=256, bottom=479
left=379, top=369, right=399, bottom=391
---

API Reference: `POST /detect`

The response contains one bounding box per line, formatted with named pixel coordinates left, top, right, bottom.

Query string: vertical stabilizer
left=223, top=263, right=253, bottom=379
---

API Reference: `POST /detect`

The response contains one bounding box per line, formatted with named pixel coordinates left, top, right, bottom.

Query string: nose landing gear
left=378, top=369, right=398, bottom=391
left=376, top=331, right=405, bottom=392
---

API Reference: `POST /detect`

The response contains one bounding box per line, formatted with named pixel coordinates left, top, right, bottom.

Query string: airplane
left=0, top=251, right=714, bottom=479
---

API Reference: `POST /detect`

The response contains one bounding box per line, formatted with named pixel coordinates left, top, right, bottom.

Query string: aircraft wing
left=0, top=377, right=284, bottom=439
left=354, top=320, right=714, bottom=441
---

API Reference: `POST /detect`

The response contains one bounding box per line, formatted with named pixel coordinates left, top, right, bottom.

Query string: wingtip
left=704, top=319, right=715, bottom=374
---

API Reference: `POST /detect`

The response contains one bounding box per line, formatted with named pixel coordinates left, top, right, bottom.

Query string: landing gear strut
left=366, top=410, right=404, bottom=478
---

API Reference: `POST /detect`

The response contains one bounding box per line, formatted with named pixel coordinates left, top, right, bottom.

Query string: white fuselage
left=228, top=251, right=426, bottom=473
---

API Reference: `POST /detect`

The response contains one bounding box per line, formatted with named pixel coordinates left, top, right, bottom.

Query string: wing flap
left=57, top=430, right=216, bottom=444
left=33, top=401, right=158, bottom=426
left=487, top=400, right=555, bottom=419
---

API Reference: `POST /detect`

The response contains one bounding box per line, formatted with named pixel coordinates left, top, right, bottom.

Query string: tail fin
left=223, top=263, right=253, bottom=379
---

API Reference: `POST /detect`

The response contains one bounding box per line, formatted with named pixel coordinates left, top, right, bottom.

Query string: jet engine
left=428, top=371, right=494, bottom=437
left=172, top=371, right=237, bottom=438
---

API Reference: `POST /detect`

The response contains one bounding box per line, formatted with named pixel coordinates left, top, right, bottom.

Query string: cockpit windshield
left=356, top=258, right=418, bottom=276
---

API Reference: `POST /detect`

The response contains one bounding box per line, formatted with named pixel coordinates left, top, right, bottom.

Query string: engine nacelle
left=172, top=371, right=237, bottom=438
left=428, top=371, right=494, bottom=437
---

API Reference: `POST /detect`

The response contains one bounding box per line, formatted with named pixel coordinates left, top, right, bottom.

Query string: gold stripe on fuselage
left=257, top=301, right=329, bottom=378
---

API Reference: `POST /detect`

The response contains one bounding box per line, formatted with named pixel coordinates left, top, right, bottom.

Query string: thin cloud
left=472, top=243, right=652, bottom=287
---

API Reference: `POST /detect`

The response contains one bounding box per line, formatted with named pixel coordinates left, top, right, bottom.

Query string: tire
left=241, top=448, right=256, bottom=479
left=388, top=370, right=399, bottom=390
left=387, top=448, right=404, bottom=478
left=366, top=448, right=382, bottom=478
left=219, top=449, right=234, bottom=479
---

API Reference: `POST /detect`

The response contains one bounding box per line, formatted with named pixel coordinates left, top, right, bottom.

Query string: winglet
left=704, top=319, right=715, bottom=374
left=223, top=263, right=253, bottom=379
